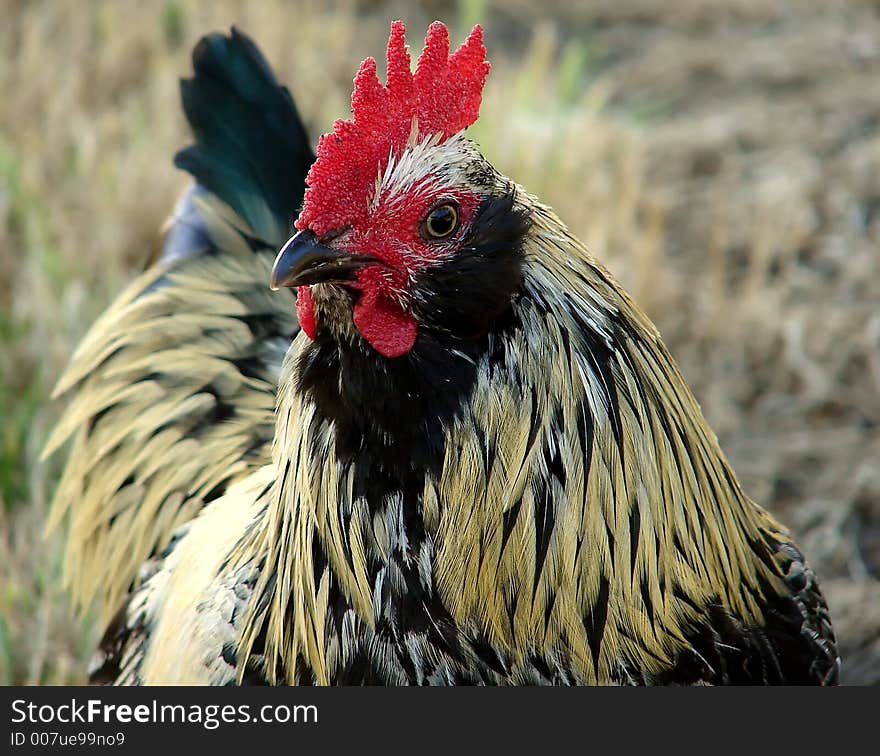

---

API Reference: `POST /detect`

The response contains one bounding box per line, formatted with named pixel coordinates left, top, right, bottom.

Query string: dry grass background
left=1, top=0, right=878, bottom=684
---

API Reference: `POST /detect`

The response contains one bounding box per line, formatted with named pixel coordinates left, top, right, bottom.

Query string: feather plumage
left=224, top=198, right=838, bottom=685
left=44, top=28, right=309, bottom=627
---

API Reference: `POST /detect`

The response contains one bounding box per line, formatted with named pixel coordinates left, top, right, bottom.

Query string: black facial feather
left=409, top=188, right=532, bottom=337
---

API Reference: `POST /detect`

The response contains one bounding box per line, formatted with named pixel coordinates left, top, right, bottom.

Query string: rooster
left=47, top=21, right=839, bottom=685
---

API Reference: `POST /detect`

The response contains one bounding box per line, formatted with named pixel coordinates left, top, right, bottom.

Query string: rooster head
left=271, top=21, right=531, bottom=358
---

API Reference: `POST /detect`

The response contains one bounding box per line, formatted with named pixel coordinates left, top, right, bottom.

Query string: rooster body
left=48, top=23, right=839, bottom=686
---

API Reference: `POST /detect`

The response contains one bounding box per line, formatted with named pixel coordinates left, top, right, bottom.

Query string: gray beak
left=270, top=230, right=374, bottom=290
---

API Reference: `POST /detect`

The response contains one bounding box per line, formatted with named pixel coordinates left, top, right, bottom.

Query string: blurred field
left=1, top=0, right=878, bottom=684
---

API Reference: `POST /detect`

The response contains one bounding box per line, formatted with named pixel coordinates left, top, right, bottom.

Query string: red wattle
left=353, top=287, right=417, bottom=358
left=296, top=285, right=317, bottom=339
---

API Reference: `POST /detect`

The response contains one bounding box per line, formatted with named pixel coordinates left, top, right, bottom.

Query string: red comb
left=295, top=21, right=490, bottom=236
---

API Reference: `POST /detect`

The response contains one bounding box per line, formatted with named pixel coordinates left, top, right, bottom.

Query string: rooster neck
left=288, top=184, right=531, bottom=480
left=292, top=283, right=527, bottom=482
left=293, top=332, right=483, bottom=479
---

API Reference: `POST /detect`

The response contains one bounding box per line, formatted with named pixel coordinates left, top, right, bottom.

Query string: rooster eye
left=422, top=203, right=459, bottom=240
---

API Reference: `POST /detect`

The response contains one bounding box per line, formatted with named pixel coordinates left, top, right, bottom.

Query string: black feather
left=174, top=27, right=314, bottom=246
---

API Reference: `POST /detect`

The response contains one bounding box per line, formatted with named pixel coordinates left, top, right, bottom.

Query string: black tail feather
left=174, top=27, right=314, bottom=246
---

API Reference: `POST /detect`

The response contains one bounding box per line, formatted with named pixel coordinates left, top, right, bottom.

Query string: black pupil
left=428, top=206, right=456, bottom=237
